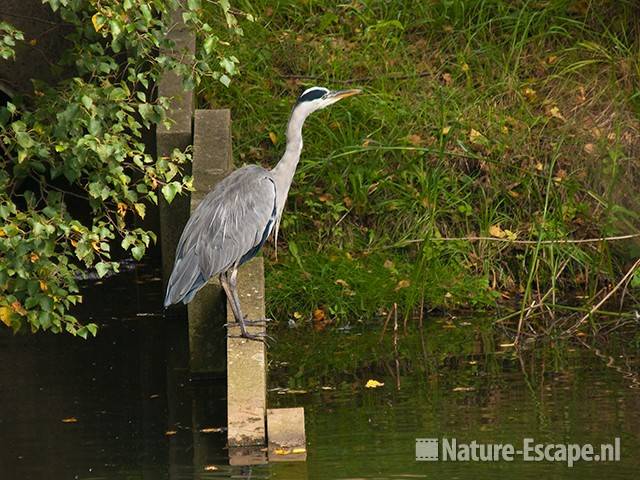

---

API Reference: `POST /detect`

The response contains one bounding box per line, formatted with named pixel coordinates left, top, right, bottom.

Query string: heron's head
left=293, top=86, right=361, bottom=116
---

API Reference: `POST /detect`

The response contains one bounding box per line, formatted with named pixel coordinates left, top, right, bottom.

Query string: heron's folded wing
left=186, top=165, right=276, bottom=279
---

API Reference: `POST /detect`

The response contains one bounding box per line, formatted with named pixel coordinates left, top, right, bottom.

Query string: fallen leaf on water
left=365, top=379, right=384, bottom=388
left=204, top=465, right=219, bottom=471
left=165, top=430, right=177, bottom=436
left=199, top=427, right=224, bottom=433
left=62, top=417, right=78, bottom=423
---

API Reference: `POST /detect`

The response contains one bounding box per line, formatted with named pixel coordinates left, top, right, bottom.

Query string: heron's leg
left=220, top=272, right=243, bottom=324
left=224, top=268, right=271, bottom=341
left=226, top=267, right=271, bottom=326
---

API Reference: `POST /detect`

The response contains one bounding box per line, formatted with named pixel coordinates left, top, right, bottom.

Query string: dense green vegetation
left=0, top=0, right=241, bottom=335
left=202, top=0, right=640, bottom=334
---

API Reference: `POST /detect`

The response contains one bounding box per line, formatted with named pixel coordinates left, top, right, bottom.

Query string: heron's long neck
left=271, top=107, right=308, bottom=216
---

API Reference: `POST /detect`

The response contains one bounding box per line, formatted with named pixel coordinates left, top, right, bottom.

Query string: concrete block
left=227, top=257, right=267, bottom=447
left=267, top=408, right=307, bottom=462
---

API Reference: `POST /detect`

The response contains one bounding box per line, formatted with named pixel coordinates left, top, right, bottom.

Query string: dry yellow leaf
left=11, top=301, right=26, bottom=316
left=535, top=162, right=544, bottom=171
left=165, top=430, right=177, bottom=436
left=62, top=417, right=78, bottom=423
left=523, top=87, right=537, bottom=100
left=365, top=379, right=384, bottom=388
left=488, top=224, right=506, bottom=238
left=547, top=106, right=565, bottom=121
left=269, top=131, right=277, bottom=145
left=442, top=126, right=451, bottom=135
left=394, top=279, right=411, bottom=291
left=0, top=228, right=5, bottom=237
left=39, top=280, right=48, bottom=292
left=0, top=307, right=12, bottom=327
left=91, top=13, right=104, bottom=32
left=583, top=143, right=595, bottom=154
left=469, top=128, right=485, bottom=144
left=204, top=465, right=219, bottom=471
left=407, top=134, right=423, bottom=146
left=383, top=259, right=395, bottom=270
left=335, top=279, right=349, bottom=288
left=452, top=386, right=475, bottom=392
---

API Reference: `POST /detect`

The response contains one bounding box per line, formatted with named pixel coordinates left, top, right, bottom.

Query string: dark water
left=1, top=261, right=639, bottom=479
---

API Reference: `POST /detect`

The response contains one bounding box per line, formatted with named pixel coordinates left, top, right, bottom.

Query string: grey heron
left=163, top=86, right=361, bottom=340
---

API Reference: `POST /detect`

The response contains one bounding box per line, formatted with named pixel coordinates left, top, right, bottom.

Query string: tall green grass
left=201, top=1, right=640, bottom=330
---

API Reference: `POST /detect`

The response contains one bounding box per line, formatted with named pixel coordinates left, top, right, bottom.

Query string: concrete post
left=227, top=257, right=268, bottom=448
left=157, top=6, right=195, bottom=292
left=187, top=109, right=233, bottom=375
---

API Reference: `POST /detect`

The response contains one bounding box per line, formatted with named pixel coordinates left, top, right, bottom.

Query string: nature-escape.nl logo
left=415, top=437, right=621, bottom=467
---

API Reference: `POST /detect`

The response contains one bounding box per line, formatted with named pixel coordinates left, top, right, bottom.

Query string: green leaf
left=95, top=262, right=110, bottom=278
left=131, top=245, right=145, bottom=260
left=81, top=95, right=93, bottom=110
left=133, top=203, right=146, bottom=219
left=86, top=323, right=98, bottom=337
left=161, top=182, right=182, bottom=204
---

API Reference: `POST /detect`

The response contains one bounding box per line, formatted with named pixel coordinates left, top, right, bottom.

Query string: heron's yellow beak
left=328, top=89, right=362, bottom=100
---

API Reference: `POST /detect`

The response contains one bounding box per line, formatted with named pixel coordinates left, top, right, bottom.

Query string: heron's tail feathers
left=163, top=252, right=206, bottom=307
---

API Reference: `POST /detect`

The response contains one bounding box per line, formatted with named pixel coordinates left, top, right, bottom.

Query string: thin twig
left=379, top=306, right=393, bottom=343
left=565, top=258, right=640, bottom=335
left=396, top=233, right=640, bottom=246
left=281, top=71, right=432, bottom=84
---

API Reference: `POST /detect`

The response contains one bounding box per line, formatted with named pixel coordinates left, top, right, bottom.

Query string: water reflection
left=0, top=260, right=638, bottom=479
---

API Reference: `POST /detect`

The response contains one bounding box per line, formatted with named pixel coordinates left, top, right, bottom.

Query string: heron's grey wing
left=164, top=165, right=276, bottom=306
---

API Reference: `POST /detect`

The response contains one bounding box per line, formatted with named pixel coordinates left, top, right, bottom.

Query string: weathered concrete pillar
left=158, top=6, right=195, bottom=292
left=227, top=257, right=268, bottom=449
left=187, top=109, right=233, bottom=375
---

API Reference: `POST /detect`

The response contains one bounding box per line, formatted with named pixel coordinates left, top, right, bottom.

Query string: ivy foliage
left=0, top=0, right=244, bottom=336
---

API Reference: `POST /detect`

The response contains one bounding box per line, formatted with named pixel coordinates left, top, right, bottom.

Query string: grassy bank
left=200, top=1, right=640, bottom=332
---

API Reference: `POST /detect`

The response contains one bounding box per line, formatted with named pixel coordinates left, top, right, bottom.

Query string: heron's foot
left=227, top=330, right=275, bottom=344
left=223, top=317, right=272, bottom=328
